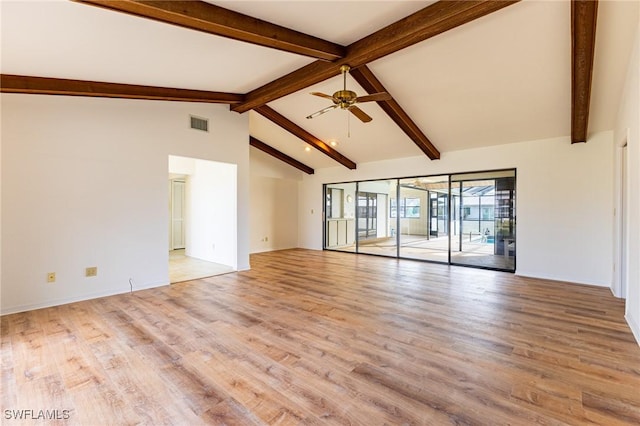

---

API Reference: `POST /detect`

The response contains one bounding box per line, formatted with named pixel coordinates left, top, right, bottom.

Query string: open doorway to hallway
left=168, top=155, right=237, bottom=283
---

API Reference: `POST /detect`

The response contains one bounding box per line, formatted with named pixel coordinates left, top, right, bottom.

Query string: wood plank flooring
left=2, top=249, right=640, bottom=425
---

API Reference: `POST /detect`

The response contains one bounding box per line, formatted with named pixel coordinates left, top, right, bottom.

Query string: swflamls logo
left=4, top=409, right=71, bottom=420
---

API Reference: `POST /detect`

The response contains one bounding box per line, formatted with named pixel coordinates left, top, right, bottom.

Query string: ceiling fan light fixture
left=306, top=104, right=337, bottom=119
left=305, top=64, right=389, bottom=124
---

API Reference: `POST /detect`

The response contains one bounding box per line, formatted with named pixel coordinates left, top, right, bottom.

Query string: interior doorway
left=167, top=155, right=237, bottom=283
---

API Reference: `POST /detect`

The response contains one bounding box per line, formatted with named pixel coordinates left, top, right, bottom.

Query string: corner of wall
left=626, top=313, right=640, bottom=348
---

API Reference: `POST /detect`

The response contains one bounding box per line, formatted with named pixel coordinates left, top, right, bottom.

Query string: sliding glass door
left=398, top=175, right=449, bottom=263
left=357, top=180, right=396, bottom=257
left=450, top=170, right=516, bottom=270
left=323, top=169, right=516, bottom=272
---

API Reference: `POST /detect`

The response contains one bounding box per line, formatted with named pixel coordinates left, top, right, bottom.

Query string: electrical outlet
left=86, top=267, right=97, bottom=277
left=265, top=236, right=268, bottom=242
left=47, top=272, right=56, bottom=283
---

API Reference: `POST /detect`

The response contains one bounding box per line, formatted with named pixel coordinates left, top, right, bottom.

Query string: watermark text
left=4, top=409, right=71, bottom=421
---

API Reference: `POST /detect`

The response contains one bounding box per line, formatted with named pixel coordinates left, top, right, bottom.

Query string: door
left=450, top=170, right=516, bottom=271
left=171, top=180, right=186, bottom=250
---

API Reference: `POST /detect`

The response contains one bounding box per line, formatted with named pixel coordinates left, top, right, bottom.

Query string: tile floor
left=169, top=249, right=235, bottom=283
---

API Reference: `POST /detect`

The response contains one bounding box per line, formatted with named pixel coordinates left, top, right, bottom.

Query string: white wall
left=299, top=132, right=614, bottom=287
left=614, top=19, right=640, bottom=343
left=376, top=193, right=388, bottom=238
left=326, top=183, right=356, bottom=219
left=1, top=94, right=249, bottom=314
left=396, top=188, right=429, bottom=236
left=249, top=147, right=301, bottom=253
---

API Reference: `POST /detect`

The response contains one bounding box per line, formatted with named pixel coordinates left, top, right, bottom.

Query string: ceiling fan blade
left=356, top=92, right=392, bottom=103
left=306, top=104, right=338, bottom=119
left=310, top=92, right=336, bottom=101
left=348, top=106, right=372, bottom=123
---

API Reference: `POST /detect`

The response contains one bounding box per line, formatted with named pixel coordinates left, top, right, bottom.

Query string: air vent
left=190, top=115, right=209, bottom=132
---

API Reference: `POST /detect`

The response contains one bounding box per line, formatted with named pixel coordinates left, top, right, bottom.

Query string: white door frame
left=170, top=179, right=186, bottom=250
left=613, top=129, right=629, bottom=299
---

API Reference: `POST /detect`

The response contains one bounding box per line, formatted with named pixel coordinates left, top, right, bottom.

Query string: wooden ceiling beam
left=73, top=0, right=345, bottom=61
left=250, top=136, right=314, bottom=175
left=0, top=74, right=244, bottom=104
left=571, top=0, right=598, bottom=143
left=233, top=0, right=520, bottom=113
left=254, top=105, right=356, bottom=170
left=350, top=65, right=440, bottom=160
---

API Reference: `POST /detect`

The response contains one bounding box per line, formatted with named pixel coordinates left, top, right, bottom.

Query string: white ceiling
left=1, top=0, right=638, bottom=171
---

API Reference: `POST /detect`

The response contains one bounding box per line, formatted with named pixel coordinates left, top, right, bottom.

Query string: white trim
left=626, top=313, right=640, bottom=348
left=0, top=280, right=169, bottom=316
left=515, top=272, right=610, bottom=288
left=612, top=128, right=630, bottom=298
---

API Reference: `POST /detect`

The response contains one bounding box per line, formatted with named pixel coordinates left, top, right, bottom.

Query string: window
left=358, top=192, right=378, bottom=239
left=391, top=197, right=421, bottom=218
left=405, top=198, right=420, bottom=218
left=481, top=207, right=493, bottom=220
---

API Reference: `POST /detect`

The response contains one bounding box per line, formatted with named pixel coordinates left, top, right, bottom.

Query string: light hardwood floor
left=2, top=249, right=639, bottom=425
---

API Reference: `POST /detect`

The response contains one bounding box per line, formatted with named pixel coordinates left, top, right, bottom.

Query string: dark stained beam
left=254, top=105, right=356, bottom=170
left=350, top=65, right=440, bottom=160
left=571, top=0, right=598, bottom=143
left=233, top=0, right=520, bottom=113
left=0, top=74, right=243, bottom=104
left=250, top=136, right=314, bottom=175
left=74, top=0, right=345, bottom=61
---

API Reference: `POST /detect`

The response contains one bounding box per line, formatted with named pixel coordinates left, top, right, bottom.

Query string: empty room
left=2, top=0, right=640, bottom=424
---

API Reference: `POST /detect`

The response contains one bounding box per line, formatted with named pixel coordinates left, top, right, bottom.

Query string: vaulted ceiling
left=1, top=1, right=638, bottom=174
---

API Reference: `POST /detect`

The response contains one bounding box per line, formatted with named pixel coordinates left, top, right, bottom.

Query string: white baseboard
left=626, top=312, right=640, bottom=347
left=0, top=280, right=169, bottom=316
left=515, top=271, right=609, bottom=288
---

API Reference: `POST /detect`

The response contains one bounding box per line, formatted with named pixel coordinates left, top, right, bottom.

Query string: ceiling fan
left=306, top=65, right=391, bottom=123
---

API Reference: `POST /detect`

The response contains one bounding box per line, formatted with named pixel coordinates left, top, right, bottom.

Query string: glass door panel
left=357, top=180, right=396, bottom=257
left=324, top=183, right=357, bottom=252
left=450, top=170, right=515, bottom=271
left=399, top=176, right=449, bottom=263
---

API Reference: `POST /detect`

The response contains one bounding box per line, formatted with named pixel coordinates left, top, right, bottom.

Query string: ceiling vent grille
left=190, top=115, right=209, bottom=132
